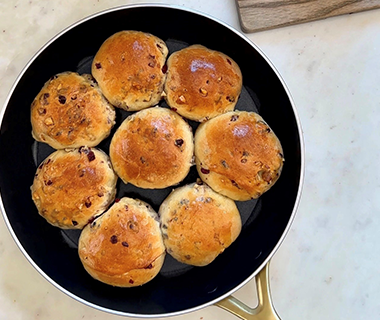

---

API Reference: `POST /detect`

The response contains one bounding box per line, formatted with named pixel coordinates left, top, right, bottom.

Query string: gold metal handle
left=215, top=261, right=281, bottom=320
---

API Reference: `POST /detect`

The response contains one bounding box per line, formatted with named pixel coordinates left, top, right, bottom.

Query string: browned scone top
left=78, top=197, right=166, bottom=287
left=31, top=147, right=117, bottom=229
left=159, top=182, right=242, bottom=266
left=164, top=45, right=242, bottom=122
left=92, top=30, right=168, bottom=111
left=110, top=107, right=194, bottom=189
left=194, top=111, right=284, bottom=201
left=31, top=72, right=115, bottom=149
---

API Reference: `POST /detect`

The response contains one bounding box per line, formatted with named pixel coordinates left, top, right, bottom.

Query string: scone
left=164, top=45, right=242, bottom=122
left=159, top=182, right=242, bottom=266
left=194, top=111, right=284, bottom=201
left=31, top=147, right=117, bottom=229
left=92, top=30, right=168, bottom=111
left=78, top=197, right=166, bottom=287
left=31, top=72, right=115, bottom=149
left=109, top=106, right=194, bottom=189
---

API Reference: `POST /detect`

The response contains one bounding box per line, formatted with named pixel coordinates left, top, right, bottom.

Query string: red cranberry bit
left=98, top=192, right=104, bottom=197
left=201, top=168, right=210, bottom=174
left=125, top=205, right=129, bottom=211
left=175, top=139, right=184, bottom=147
left=226, top=96, right=235, bottom=102
left=156, top=44, right=162, bottom=49
left=95, top=62, right=102, bottom=69
left=87, top=151, right=95, bottom=162
left=122, top=241, right=129, bottom=247
left=230, top=115, right=239, bottom=121
left=50, top=75, right=57, bottom=81
left=115, top=198, right=120, bottom=203
left=72, top=220, right=78, bottom=226
left=71, top=95, right=77, bottom=100
left=85, top=200, right=92, bottom=208
left=88, top=216, right=96, bottom=224
left=45, top=180, right=53, bottom=186
left=170, top=107, right=177, bottom=112
left=39, top=163, right=44, bottom=169
left=231, top=180, right=240, bottom=188
left=145, top=263, right=153, bottom=269
left=58, top=95, right=66, bottom=104
left=148, top=62, right=155, bottom=68
left=185, top=255, right=191, bottom=260
left=129, top=279, right=134, bottom=284
left=46, top=159, right=51, bottom=164
left=110, top=235, right=118, bottom=244
left=227, top=58, right=232, bottom=65
left=161, top=64, right=168, bottom=74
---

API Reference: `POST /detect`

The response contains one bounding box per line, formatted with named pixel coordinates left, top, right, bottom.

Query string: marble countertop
left=1, top=1, right=379, bottom=319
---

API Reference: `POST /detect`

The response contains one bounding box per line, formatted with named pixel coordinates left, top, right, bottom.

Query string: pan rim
left=0, top=3, right=305, bottom=318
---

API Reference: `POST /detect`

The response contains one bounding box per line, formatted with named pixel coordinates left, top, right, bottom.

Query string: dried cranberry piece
left=110, top=235, right=118, bottom=244
left=230, top=115, right=239, bottom=122
left=125, top=205, right=129, bottom=211
left=201, top=168, right=210, bottom=174
left=45, top=180, right=53, bottom=186
left=122, top=241, right=129, bottom=247
left=95, top=62, right=102, bottom=69
left=162, top=64, right=168, bottom=74
left=87, top=151, right=95, bottom=162
left=85, top=200, right=92, bottom=208
left=72, top=220, right=78, bottom=226
left=175, top=139, right=184, bottom=147
left=88, top=216, right=96, bottom=224
left=58, top=95, right=66, bottom=104
left=227, top=58, right=232, bottom=65
left=170, top=107, right=177, bottom=112
left=129, top=279, right=134, bottom=284
left=145, top=263, right=153, bottom=269
left=115, top=198, right=120, bottom=203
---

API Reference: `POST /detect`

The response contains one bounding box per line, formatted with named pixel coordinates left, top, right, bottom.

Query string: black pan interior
left=0, top=6, right=302, bottom=316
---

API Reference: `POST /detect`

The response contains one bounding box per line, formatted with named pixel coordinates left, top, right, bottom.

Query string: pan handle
left=214, top=261, right=281, bottom=320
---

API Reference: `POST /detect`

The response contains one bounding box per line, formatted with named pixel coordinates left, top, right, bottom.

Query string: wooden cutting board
left=236, top=0, right=380, bottom=33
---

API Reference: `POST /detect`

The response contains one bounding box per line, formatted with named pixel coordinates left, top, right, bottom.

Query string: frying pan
left=0, top=4, right=304, bottom=319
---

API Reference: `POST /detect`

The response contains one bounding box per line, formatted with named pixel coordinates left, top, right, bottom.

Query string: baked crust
left=164, top=45, right=242, bottom=122
left=31, top=72, right=115, bottom=149
left=194, top=111, right=284, bottom=201
left=92, top=30, right=168, bottom=111
left=78, top=197, right=165, bottom=287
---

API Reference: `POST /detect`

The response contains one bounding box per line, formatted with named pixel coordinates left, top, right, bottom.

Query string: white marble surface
left=1, top=1, right=380, bottom=319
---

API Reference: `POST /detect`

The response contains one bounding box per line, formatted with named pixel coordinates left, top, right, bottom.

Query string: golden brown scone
left=194, top=111, right=284, bottom=201
left=31, top=72, right=115, bottom=149
left=78, top=197, right=165, bottom=287
left=109, top=106, right=194, bottom=189
left=164, top=45, right=242, bottom=122
left=159, top=182, right=241, bottom=266
left=31, top=147, right=117, bottom=229
left=92, top=30, right=168, bottom=111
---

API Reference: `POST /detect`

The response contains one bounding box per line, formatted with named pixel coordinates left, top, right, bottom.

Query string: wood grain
left=236, top=0, right=380, bottom=32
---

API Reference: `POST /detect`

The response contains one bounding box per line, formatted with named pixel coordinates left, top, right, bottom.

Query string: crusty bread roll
left=159, top=182, right=242, bottom=266
left=31, top=72, right=115, bottom=149
left=92, top=30, right=168, bottom=111
left=164, top=45, right=242, bottom=122
left=31, top=147, right=117, bottom=229
left=194, top=111, right=284, bottom=201
left=78, top=197, right=165, bottom=287
left=110, top=106, right=194, bottom=189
